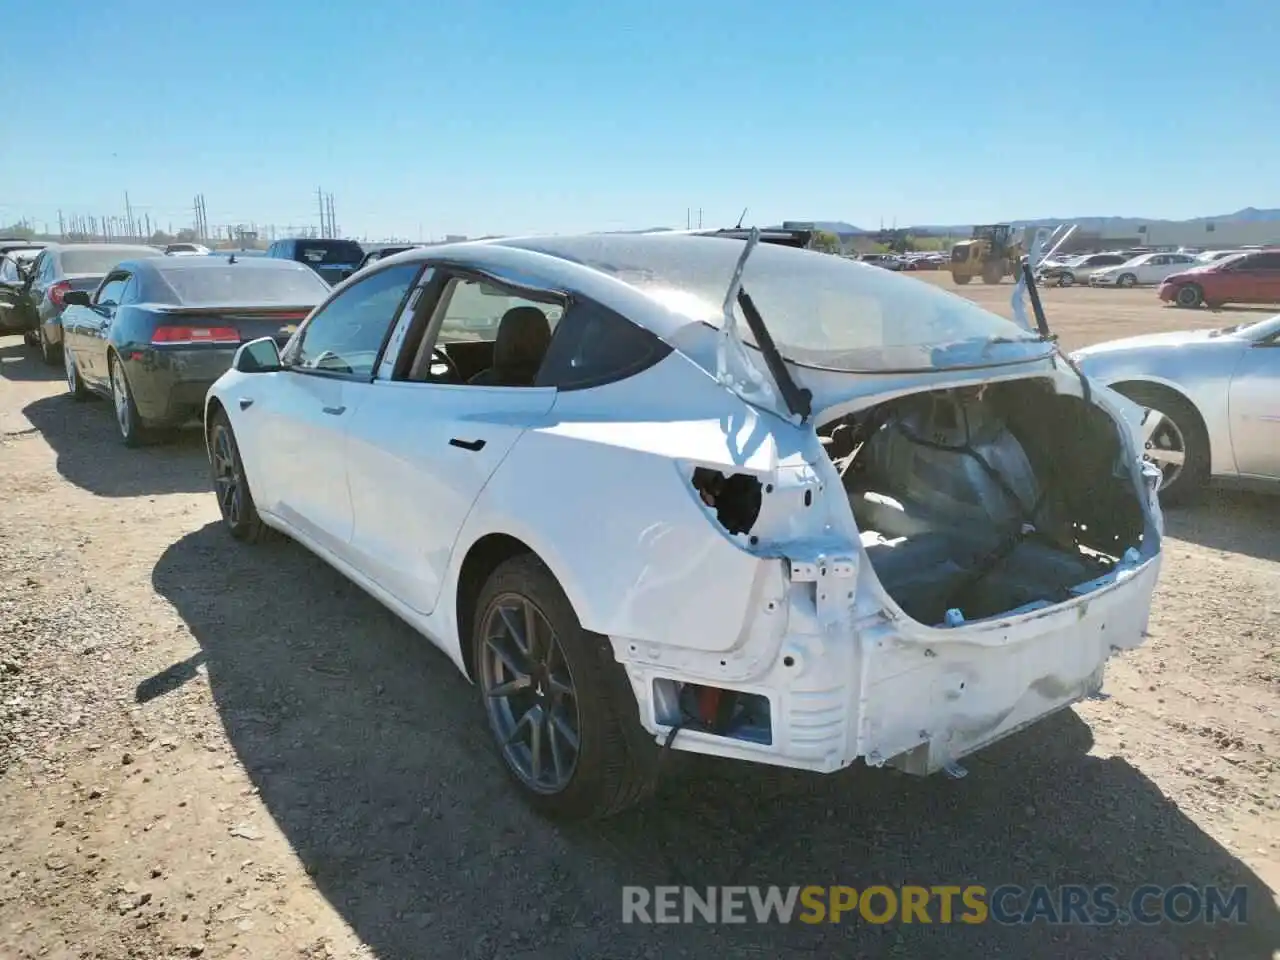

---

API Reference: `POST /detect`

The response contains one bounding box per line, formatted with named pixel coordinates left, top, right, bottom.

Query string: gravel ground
left=1, top=283, right=1278, bottom=959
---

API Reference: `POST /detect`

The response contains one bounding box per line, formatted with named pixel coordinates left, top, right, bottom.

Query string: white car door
left=1134, top=255, right=1164, bottom=284
left=1228, top=331, right=1280, bottom=479
left=343, top=271, right=562, bottom=615
left=242, top=261, right=425, bottom=558
left=1151, top=254, right=1195, bottom=284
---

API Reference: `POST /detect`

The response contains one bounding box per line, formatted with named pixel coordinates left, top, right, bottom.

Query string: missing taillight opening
left=652, top=678, right=773, bottom=745
left=691, top=467, right=763, bottom=536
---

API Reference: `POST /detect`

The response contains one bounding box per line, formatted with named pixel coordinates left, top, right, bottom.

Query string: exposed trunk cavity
left=820, top=379, right=1146, bottom=626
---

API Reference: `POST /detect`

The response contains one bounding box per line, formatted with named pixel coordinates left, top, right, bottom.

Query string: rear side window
left=536, top=298, right=672, bottom=390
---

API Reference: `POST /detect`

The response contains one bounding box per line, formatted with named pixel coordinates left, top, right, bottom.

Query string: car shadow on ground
left=147, top=522, right=1279, bottom=960
left=0, top=339, right=60, bottom=382
left=1165, top=489, right=1280, bottom=563
left=21, top=393, right=209, bottom=497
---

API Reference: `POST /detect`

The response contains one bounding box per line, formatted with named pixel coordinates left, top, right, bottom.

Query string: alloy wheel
left=211, top=427, right=244, bottom=526
left=479, top=594, right=581, bottom=794
left=111, top=364, right=131, bottom=437
left=63, top=345, right=77, bottom=393
left=1140, top=406, right=1186, bottom=490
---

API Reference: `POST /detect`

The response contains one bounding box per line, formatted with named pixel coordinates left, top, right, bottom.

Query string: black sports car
left=59, top=253, right=330, bottom=446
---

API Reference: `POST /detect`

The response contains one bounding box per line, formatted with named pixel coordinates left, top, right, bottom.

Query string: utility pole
left=57, top=210, right=65, bottom=238
left=317, top=187, right=327, bottom=238
left=698, top=208, right=703, bottom=229
left=125, top=192, right=134, bottom=239
left=327, top=194, right=336, bottom=238
left=686, top=208, right=691, bottom=230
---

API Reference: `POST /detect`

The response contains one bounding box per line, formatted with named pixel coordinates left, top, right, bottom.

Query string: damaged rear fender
left=452, top=358, right=816, bottom=661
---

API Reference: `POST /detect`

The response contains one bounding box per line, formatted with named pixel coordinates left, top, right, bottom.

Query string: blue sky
left=1, top=0, right=1276, bottom=239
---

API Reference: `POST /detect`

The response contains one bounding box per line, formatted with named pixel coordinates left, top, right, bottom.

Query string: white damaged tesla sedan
left=203, top=231, right=1164, bottom=818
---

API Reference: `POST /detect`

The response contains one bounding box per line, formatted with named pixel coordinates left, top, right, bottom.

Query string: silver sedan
left=1070, top=315, right=1280, bottom=504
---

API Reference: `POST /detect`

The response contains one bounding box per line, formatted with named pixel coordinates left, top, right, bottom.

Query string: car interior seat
left=467, top=306, right=551, bottom=386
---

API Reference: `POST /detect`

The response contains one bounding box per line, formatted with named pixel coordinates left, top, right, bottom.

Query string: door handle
left=238, top=398, right=254, bottom=410
left=449, top=437, right=486, bottom=451
left=322, top=405, right=346, bottom=416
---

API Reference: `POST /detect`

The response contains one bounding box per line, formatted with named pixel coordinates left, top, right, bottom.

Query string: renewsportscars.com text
left=621, top=884, right=1249, bottom=926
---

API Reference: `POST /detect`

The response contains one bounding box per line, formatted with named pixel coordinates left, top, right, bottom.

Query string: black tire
left=473, top=553, right=658, bottom=820
left=64, top=343, right=90, bottom=401
left=1173, top=283, right=1203, bottom=308
left=1112, top=383, right=1209, bottom=506
left=981, top=262, right=1003, bottom=284
left=1117, top=273, right=1137, bottom=288
left=1059, top=272, right=1075, bottom=287
left=38, top=325, right=61, bottom=365
left=208, top=409, right=269, bottom=543
left=108, top=354, right=149, bottom=448
left=952, top=273, right=971, bottom=285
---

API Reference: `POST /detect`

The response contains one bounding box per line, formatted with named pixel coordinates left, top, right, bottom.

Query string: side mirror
left=232, top=337, right=282, bottom=373
left=63, top=290, right=92, bottom=307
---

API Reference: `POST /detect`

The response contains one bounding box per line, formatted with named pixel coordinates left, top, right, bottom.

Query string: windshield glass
left=502, top=234, right=1050, bottom=372
left=295, top=241, right=364, bottom=265
left=59, top=247, right=157, bottom=275
left=158, top=264, right=331, bottom=305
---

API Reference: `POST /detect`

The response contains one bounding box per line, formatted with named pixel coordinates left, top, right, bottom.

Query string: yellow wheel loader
left=948, top=224, right=1024, bottom=285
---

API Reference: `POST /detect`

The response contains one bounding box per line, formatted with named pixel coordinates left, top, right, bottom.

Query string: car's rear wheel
left=109, top=355, right=148, bottom=448
left=209, top=409, right=268, bottom=542
left=1174, top=283, right=1203, bottom=308
left=38, top=326, right=61, bottom=365
left=64, top=345, right=89, bottom=401
left=474, top=553, right=657, bottom=819
left=1113, top=383, right=1209, bottom=506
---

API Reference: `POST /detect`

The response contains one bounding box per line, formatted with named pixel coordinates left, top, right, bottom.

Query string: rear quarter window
left=536, top=299, right=672, bottom=390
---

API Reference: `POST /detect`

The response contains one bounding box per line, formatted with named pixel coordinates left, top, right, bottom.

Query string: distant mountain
left=825, top=208, right=1280, bottom=236
left=777, top=220, right=867, bottom=236
left=1186, top=207, right=1280, bottom=223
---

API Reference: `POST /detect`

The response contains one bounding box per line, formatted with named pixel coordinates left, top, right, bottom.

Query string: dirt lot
left=1, top=279, right=1277, bottom=960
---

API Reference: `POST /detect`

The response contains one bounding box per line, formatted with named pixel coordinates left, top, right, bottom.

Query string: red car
left=1159, top=249, right=1280, bottom=308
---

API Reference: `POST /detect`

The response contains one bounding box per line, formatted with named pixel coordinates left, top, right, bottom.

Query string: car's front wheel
left=1117, top=273, right=1137, bottom=288
left=1173, top=283, right=1203, bottom=308
left=1113, top=383, right=1209, bottom=506
left=209, top=410, right=268, bottom=542
left=474, top=553, right=657, bottom=819
left=1059, top=272, right=1075, bottom=287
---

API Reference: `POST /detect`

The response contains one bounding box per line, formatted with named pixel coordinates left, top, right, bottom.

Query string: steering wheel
left=428, top=345, right=461, bottom=382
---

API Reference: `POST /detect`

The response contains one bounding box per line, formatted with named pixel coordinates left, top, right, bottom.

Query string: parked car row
left=856, top=251, right=948, bottom=272
left=0, top=242, right=163, bottom=361
left=1026, top=246, right=1280, bottom=309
